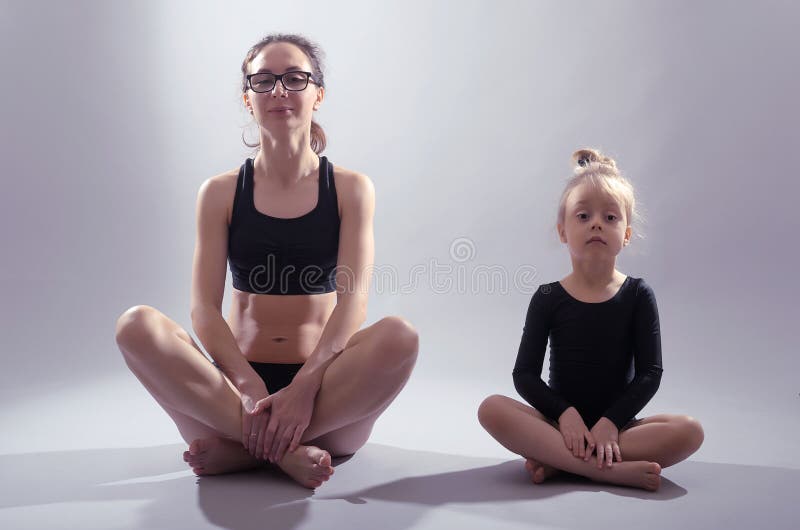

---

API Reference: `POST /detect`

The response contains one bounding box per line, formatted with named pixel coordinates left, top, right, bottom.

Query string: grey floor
left=1, top=374, right=798, bottom=530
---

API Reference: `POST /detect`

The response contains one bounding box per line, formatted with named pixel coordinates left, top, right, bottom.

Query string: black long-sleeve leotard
left=512, top=276, right=663, bottom=430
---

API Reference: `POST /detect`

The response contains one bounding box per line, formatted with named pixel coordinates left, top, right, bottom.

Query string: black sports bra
left=227, top=157, right=340, bottom=295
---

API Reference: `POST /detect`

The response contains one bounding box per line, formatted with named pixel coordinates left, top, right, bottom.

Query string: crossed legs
left=477, top=395, right=704, bottom=491
left=115, top=305, right=418, bottom=487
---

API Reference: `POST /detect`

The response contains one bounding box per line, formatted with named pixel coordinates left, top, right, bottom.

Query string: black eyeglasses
left=246, top=71, right=317, bottom=93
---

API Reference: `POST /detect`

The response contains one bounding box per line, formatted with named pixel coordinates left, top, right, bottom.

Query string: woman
left=115, top=33, right=419, bottom=489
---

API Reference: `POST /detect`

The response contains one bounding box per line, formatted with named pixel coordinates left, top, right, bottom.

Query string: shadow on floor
left=1, top=443, right=797, bottom=529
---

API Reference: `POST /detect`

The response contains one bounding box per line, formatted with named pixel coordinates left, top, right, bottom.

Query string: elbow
left=512, top=372, right=525, bottom=395
left=338, top=295, right=368, bottom=325
left=190, top=305, right=221, bottom=334
left=350, top=300, right=367, bottom=325
left=650, top=367, right=663, bottom=387
left=652, top=372, right=663, bottom=393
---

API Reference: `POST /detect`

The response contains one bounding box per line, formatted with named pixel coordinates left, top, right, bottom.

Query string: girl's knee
left=477, top=394, right=510, bottom=430
left=665, top=415, right=703, bottom=455
left=679, top=415, right=704, bottom=450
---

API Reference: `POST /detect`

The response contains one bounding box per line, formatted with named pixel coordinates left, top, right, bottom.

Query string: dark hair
left=241, top=33, right=327, bottom=154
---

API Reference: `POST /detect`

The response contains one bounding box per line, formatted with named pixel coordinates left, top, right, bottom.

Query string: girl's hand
left=252, top=378, right=318, bottom=463
left=590, top=417, right=622, bottom=468
left=238, top=381, right=270, bottom=459
left=557, top=407, right=596, bottom=459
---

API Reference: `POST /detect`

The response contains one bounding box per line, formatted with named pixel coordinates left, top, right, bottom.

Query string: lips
left=587, top=237, right=606, bottom=244
left=268, top=106, right=292, bottom=112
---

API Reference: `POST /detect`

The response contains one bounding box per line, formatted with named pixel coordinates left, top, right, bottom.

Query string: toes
left=189, top=439, right=206, bottom=456
left=311, top=463, right=324, bottom=473
left=318, top=451, right=332, bottom=468
left=311, top=467, right=332, bottom=480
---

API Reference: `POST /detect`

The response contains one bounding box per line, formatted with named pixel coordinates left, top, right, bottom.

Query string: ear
left=243, top=93, right=253, bottom=114
left=313, top=86, right=325, bottom=110
left=623, top=225, right=632, bottom=246
left=557, top=223, right=567, bottom=243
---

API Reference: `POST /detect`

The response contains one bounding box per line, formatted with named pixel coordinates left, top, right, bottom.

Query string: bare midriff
left=227, top=288, right=337, bottom=363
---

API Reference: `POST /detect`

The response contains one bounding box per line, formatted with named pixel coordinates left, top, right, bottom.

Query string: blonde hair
left=557, top=148, right=639, bottom=230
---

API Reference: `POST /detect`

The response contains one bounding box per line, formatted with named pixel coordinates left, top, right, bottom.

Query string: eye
left=606, top=214, right=618, bottom=221
left=577, top=213, right=589, bottom=220
left=252, top=74, right=275, bottom=87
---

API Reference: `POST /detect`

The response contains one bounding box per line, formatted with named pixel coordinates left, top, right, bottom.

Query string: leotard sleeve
left=512, top=286, right=572, bottom=422
left=601, top=279, right=664, bottom=429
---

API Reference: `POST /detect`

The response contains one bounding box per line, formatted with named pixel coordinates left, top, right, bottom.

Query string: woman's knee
left=115, top=305, right=163, bottom=352
left=371, top=315, right=419, bottom=365
left=308, top=423, right=372, bottom=458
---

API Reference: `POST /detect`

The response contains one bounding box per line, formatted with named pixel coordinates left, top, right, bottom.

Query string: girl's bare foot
left=277, top=445, right=335, bottom=489
left=592, top=460, right=662, bottom=491
left=183, top=437, right=263, bottom=476
left=525, top=458, right=559, bottom=484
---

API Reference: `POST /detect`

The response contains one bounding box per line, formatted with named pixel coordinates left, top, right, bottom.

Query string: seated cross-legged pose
left=478, top=148, right=703, bottom=492
left=115, top=33, right=418, bottom=489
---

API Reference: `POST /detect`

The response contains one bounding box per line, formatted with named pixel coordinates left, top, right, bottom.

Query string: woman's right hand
left=557, top=407, right=595, bottom=460
left=238, top=381, right=270, bottom=458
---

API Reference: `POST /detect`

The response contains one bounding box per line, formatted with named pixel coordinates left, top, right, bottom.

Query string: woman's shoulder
left=199, top=166, right=240, bottom=194
left=329, top=162, right=375, bottom=210
left=197, top=167, right=241, bottom=225
left=330, top=162, right=373, bottom=192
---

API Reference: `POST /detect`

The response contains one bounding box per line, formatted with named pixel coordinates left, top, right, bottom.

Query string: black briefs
left=213, top=360, right=304, bottom=394
left=247, top=361, right=304, bottom=394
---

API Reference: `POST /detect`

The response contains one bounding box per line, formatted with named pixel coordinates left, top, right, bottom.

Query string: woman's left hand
left=252, top=377, right=318, bottom=463
left=589, top=417, right=622, bottom=468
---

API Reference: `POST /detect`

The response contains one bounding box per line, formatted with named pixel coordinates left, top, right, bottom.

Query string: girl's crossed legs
left=478, top=395, right=704, bottom=491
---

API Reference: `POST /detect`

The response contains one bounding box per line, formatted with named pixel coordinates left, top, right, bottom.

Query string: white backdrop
left=2, top=0, right=798, bottom=468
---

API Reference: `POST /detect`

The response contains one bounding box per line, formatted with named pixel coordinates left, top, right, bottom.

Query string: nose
left=270, top=79, right=288, bottom=97
left=591, top=214, right=603, bottom=230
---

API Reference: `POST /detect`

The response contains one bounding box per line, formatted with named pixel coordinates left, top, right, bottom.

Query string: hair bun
left=571, top=148, right=617, bottom=171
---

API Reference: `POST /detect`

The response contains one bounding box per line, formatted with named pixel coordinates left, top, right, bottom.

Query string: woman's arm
left=189, top=175, right=262, bottom=391
left=293, top=168, right=376, bottom=390
left=600, top=279, right=663, bottom=430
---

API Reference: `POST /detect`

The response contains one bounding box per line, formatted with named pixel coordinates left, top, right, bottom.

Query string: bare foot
left=592, top=461, right=662, bottom=491
left=277, top=445, right=335, bottom=489
left=525, top=458, right=559, bottom=484
left=183, top=437, right=263, bottom=476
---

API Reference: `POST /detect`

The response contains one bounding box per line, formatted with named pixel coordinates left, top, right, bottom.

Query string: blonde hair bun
left=571, top=148, right=617, bottom=172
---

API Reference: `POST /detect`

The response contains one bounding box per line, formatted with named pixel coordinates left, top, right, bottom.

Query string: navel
left=271, top=336, right=289, bottom=343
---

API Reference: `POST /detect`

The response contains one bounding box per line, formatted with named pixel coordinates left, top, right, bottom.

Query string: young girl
left=478, top=149, right=703, bottom=492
